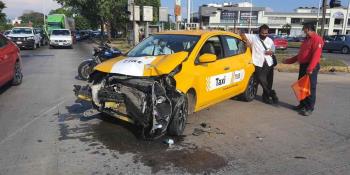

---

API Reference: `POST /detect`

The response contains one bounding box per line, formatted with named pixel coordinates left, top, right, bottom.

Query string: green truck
left=47, top=14, right=75, bottom=33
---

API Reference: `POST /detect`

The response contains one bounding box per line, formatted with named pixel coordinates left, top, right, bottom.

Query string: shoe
left=293, top=104, right=305, bottom=111
left=262, top=96, right=273, bottom=104
left=270, top=90, right=279, bottom=104
left=300, top=109, right=313, bottom=116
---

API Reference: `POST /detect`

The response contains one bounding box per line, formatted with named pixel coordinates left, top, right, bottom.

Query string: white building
left=199, top=2, right=350, bottom=36
left=11, top=18, right=22, bottom=25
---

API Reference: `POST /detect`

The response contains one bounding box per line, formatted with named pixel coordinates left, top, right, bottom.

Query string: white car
left=49, top=29, right=73, bottom=49
left=7, top=27, right=41, bottom=49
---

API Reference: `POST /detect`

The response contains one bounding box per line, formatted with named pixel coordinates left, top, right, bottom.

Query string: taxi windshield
left=127, top=34, right=200, bottom=57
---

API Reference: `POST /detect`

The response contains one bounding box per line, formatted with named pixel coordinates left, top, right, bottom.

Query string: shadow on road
left=57, top=99, right=228, bottom=174
left=0, top=82, right=12, bottom=95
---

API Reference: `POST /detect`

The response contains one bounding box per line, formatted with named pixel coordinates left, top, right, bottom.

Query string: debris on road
left=294, top=156, right=307, bottom=159
left=192, top=123, right=225, bottom=136
left=256, top=136, right=264, bottom=142
left=163, top=138, right=175, bottom=147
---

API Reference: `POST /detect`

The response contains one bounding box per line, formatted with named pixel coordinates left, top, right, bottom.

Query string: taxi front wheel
left=238, top=76, right=257, bottom=102
left=168, top=94, right=188, bottom=136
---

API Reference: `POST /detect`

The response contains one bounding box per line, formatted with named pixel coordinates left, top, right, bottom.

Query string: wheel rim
left=82, top=64, right=92, bottom=79
left=342, top=47, right=348, bottom=54
left=14, top=63, right=22, bottom=81
left=247, top=78, right=257, bottom=98
left=177, top=97, right=188, bottom=131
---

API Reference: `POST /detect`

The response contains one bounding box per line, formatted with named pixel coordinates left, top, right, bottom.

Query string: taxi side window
left=198, top=36, right=224, bottom=59
left=222, top=36, right=246, bottom=57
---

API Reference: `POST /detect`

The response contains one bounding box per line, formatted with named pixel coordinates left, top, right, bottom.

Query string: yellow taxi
left=74, top=30, right=256, bottom=139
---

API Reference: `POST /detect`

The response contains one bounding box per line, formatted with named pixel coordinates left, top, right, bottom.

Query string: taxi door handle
left=224, top=67, right=230, bottom=71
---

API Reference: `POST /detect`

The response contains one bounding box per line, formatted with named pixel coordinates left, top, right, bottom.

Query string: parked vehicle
left=74, top=30, right=256, bottom=139
left=47, top=14, right=75, bottom=34
left=268, top=35, right=288, bottom=50
left=0, top=33, right=23, bottom=87
left=3, top=30, right=11, bottom=38
left=78, top=43, right=122, bottom=80
left=323, top=35, right=350, bottom=54
left=7, top=27, right=41, bottom=50
left=49, top=29, right=73, bottom=49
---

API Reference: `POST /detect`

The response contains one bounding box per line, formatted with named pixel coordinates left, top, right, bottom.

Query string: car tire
left=238, top=75, right=257, bottom=102
left=168, top=94, right=188, bottom=136
left=341, top=46, right=349, bottom=54
left=11, top=61, right=23, bottom=86
left=37, top=42, right=40, bottom=48
left=32, top=42, right=37, bottom=50
left=328, top=50, right=333, bottom=53
left=78, top=60, right=94, bottom=81
left=187, top=91, right=196, bottom=115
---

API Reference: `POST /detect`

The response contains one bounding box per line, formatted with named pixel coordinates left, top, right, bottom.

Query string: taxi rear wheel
left=238, top=76, right=257, bottom=102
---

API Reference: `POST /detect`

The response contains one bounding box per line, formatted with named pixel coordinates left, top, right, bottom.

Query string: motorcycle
left=78, top=43, right=122, bottom=80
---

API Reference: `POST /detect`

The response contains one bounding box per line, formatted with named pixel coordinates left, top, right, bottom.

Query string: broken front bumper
left=73, top=76, right=177, bottom=137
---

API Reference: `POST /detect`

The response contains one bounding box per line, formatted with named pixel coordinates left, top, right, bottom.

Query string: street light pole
left=132, top=2, right=136, bottom=46
left=320, top=0, right=327, bottom=37
left=249, top=0, right=253, bottom=33
left=316, top=0, right=322, bottom=33
left=343, top=0, right=350, bottom=34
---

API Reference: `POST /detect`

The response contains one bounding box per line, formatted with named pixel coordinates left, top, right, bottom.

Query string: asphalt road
left=285, top=48, right=350, bottom=66
left=0, top=42, right=350, bottom=175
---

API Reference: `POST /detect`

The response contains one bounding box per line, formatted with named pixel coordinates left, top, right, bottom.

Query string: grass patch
left=288, top=42, right=301, bottom=48
left=110, top=39, right=132, bottom=53
left=274, top=53, right=349, bottom=73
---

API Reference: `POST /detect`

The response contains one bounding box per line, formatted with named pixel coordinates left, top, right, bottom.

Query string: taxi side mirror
left=199, top=53, right=217, bottom=63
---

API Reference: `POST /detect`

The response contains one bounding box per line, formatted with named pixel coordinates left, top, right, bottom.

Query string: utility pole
left=132, top=2, right=136, bottom=46
left=320, top=0, right=327, bottom=37
left=316, top=0, right=322, bottom=33
left=343, top=0, right=350, bottom=34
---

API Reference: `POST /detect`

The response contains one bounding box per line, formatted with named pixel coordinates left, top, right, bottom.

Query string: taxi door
left=220, top=35, right=249, bottom=94
left=191, top=36, right=241, bottom=109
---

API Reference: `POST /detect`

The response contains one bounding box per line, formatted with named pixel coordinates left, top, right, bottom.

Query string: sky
left=2, top=0, right=349, bottom=19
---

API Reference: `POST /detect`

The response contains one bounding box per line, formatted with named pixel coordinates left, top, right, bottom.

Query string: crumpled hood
left=50, top=35, right=72, bottom=41
left=94, top=51, right=189, bottom=76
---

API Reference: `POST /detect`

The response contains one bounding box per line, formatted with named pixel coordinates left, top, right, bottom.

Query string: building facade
left=198, top=2, right=350, bottom=36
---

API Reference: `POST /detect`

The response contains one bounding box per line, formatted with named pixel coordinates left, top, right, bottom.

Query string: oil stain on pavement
left=57, top=100, right=227, bottom=174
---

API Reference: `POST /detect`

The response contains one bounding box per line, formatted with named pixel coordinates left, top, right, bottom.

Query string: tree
left=281, top=24, right=292, bottom=35
left=49, top=7, right=73, bottom=17
left=0, top=0, right=7, bottom=24
left=19, top=11, right=44, bottom=27
left=54, top=0, right=160, bottom=40
left=75, top=15, right=91, bottom=30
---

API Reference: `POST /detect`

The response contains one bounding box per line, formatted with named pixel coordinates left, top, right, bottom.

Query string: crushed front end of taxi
left=73, top=67, right=186, bottom=139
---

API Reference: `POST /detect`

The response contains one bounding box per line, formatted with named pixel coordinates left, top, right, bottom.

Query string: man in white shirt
left=240, top=24, right=279, bottom=104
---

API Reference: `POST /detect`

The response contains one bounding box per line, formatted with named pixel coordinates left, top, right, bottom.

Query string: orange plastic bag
left=291, top=75, right=311, bottom=101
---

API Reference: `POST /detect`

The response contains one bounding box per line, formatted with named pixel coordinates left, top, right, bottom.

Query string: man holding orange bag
left=283, top=23, right=323, bottom=116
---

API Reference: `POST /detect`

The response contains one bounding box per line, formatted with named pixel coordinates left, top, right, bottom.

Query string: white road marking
left=0, top=98, right=66, bottom=145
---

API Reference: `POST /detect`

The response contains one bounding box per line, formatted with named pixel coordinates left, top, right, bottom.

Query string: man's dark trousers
left=298, top=63, right=320, bottom=111
left=255, top=62, right=274, bottom=98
